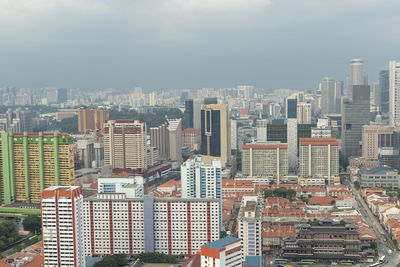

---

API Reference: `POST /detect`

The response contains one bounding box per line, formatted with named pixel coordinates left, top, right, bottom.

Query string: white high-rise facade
left=389, top=60, right=400, bottom=126
left=287, top=118, right=298, bottom=171
left=41, top=186, right=85, bottom=267
left=256, top=119, right=268, bottom=142
left=181, top=156, right=221, bottom=200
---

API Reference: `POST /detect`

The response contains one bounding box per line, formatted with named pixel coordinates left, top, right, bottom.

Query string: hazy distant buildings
left=341, top=85, right=371, bottom=157
left=389, top=61, right=400, bottom=126
left=380, top=70, right=389, bottom=113
left=201, top=104, right=231, bottom=168
left=77, top=107, right=110, bottom=133
left=0, top=108, right=32, bottom=132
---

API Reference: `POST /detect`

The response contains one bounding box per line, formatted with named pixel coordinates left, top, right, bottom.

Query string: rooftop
left=203, top=237, right=240, bottom=250
left=244, top=256, right=262, bottom=267
left=360, top=166, right=396, bottom=175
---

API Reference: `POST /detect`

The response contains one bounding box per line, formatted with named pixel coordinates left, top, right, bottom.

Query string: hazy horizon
left=0, top=0, right=399, bottom=90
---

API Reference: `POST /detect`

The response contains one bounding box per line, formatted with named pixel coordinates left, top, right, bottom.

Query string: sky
left=0, top=0, right=399, bottom=91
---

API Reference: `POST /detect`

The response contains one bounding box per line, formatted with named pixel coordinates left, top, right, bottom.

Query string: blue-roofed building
left=244, top=256, right=262, bottom=267
left=200, top=237, right=243, bottom=267
left=359, top=166, right=400, bottom=188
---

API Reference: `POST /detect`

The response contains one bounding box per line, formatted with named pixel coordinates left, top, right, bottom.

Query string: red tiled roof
left=309, top=196, right=335, bottom=206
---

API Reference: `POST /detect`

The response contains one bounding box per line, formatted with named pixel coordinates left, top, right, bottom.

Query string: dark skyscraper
left=379, top=70, right=389, bottom=113
left=286, top=98, right=297, bottom=119
left=184, top=99, right=194, bottom=128
left=341, top=85, right=370, bottom=158
left=57, top=88, right=68, bottom=103
left=204, top=97, right=218, bottom=105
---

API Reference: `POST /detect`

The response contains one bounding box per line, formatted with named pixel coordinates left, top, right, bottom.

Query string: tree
left=354, top=181, right=360, bottom=190
left=370, top=241, right=377, bottom=249
left=94, top=254, right=127, bottom=267
left=23, top=215, right=41, bottom=233
left=339, top=151, right=349, bottom=171
left=220, top=231, right=227, bottom=238
left=134, top=252, right=178, bottom=264
left=330, top=200, right=336, bottom=205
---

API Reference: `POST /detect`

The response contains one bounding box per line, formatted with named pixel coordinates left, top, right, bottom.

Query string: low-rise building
left=282, top=219, right=361, bottom=261
left=359, top=166, right=400, bottom=188
left=98, top=176, right=144, bottom=198
left=199, top=237, right=242, bottom=267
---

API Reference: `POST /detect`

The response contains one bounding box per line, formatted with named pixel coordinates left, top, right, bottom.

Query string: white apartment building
left=41, top=186, right=85, bottom=267
left=389, top=60, right=400, bottom=126
left=98, top=177, right=144, bottom=198
left=200, top=237, right=243, bottom=267
left=296, top=102, right=312, bottom=124
left=83, top=194, right=220, bottom=256
left=238, top=196, right=262, bottom=261
left=181, top=156, right=221, bottom=199
left=299, top=138, right=339, bottom=182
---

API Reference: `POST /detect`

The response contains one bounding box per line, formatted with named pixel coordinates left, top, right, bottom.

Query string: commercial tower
left=77, top=107, right=110, bottom=133
left=241, top=143, right=288, bottom=179
left=41, top=186, right=85, bottom=267
left=181, top=156, right=221, bottom=199
left=348, top=59, right=365, bottom=97
left=201, top=104, right=231, bottom=168
left=389, top=61, right=400, bottom=126
left=320, top=77, right=336, bottom=115
left=185, top=99, right=202, bottom=129
left=299, top=138, right=339, bottom=183
left=0, top=132, right=75, bottom=205
left=104, top=120, right=149, bottom=170
left=84, top=194, right=220, bottom=256
left=341, top=85, right=370, bottom=157
left=380, top=70, right=390, bottom=113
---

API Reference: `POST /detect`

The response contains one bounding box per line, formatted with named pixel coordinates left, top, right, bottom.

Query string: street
left=347, top=180, right=400, bottom=267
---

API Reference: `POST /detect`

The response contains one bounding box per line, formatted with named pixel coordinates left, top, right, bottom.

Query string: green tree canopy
left=94, top=254, right=127, bottom=267
left=134, top=252, right=178, bottom=264
left=22, top=215, right=41, bottom=233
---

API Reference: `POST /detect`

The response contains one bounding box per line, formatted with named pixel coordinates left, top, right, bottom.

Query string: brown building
left=182, top=128, right=201, bottom=151
left=361, top=123, right=400, bottom=160
left=150, top=119, right=183, bottom=163
left=77, top=108, right=110, bottom=133
left=282, top=219, right=361, bottom=261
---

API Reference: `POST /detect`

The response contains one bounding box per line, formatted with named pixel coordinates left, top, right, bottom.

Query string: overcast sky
left=0, top=0, right=399, bottom=91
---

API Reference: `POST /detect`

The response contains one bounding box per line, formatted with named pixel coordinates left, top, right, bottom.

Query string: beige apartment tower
left=78, top=108, right=110, bottom=133
left=362, top=124, right=400, bottom=159
left=200, top=104, right=231, bottom=168
left=104, top=120, right=148, bottom=170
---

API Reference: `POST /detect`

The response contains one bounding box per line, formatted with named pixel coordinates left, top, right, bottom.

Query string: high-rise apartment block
left=200, top=237, right=243, bottom=267
left=287, top=118, right=298, bottom=171
left=41, top=186, right=85, bottom=267
left=84, top=194, right=220, bottom=256
left=238, top=196, right=262, bottom=261
left=299, top=138, right=339, bottom=182
left=181, top=157, right=221, bottom=200
left=201, top=104, right=231, bottom=168
left=77, top=108, right=110, bottom=133
left=296, top=102, right=312, bottom=124
left=256, top=119, right=268, bottom=142
left=104, top=120, right=151, bottom=170
left=389, top=61, right=400, bottom=126
left=241, top=143, right=288, bottom=178
left=341, top=85, right=370, bottom=157
left=182, top=128, right=201, bottom=151
left=0, top=108, right=33, bottom=133
left=150, top=119, right=183, bottom=163
left=0, top=132, right=75, bottom=205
